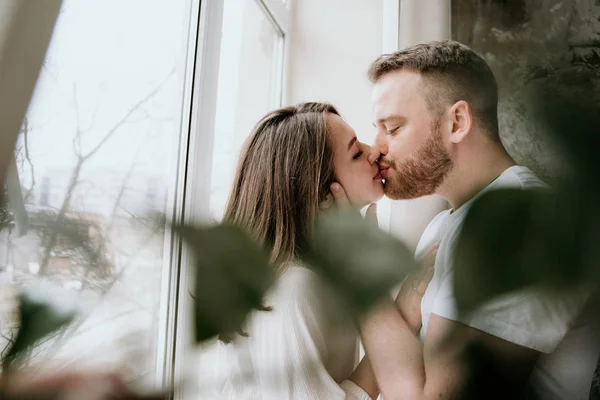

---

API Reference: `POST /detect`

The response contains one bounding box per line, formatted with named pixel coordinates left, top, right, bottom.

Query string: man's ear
left=447, top=100, right=473, bottom=144
left=320, top=192, right=334, bottom=210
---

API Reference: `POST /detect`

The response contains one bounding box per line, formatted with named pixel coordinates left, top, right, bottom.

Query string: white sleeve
left=463, top=285, right=591, bottom=353
left=430, top=230, right=590, bottom=353
left=249, top=267, right=372, bottom=400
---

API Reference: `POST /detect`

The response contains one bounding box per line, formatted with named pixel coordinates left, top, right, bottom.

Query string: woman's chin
left=355, top=192, right=384, bottom=209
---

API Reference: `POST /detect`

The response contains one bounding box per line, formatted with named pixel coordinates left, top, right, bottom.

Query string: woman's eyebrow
left=347, top=136, right=357, bottom=151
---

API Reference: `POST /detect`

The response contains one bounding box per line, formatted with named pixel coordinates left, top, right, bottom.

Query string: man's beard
left=382, top=121, right=453, bottom=200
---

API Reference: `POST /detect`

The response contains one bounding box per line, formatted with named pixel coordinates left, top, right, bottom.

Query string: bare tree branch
left=21, top=118, right=35, bottom=201
left=71, top=84, right=83, bottom=158
left=0, top=330, right=15, bottom=363
left=82, top=70, right=175, bottom=162
left=38, top=70, right=174, bottom=275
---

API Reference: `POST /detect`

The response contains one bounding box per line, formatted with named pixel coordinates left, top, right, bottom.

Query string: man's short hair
left=368, top=40, right=500, bottom=141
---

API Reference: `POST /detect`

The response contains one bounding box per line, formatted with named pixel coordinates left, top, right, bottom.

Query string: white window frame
left=381, top=0, right=452, bottom=58
left=154, top=0, right=208, bottom=391
left=398, top=0, right=450, bottom=49
left=260, top=0, right=290, bottom=108
left=382, top=0, right=400, bottom=53
left=156, top=0, right=292, bottom=396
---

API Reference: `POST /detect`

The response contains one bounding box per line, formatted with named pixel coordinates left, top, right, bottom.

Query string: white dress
left=195, top=264, right=372, bottom=399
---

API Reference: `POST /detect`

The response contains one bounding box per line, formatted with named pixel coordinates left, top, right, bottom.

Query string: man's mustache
left=378, top=156, right=396, bottom=168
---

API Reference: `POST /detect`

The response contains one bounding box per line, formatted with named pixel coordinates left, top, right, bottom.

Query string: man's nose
left=368, top=133, right=388, bottom=164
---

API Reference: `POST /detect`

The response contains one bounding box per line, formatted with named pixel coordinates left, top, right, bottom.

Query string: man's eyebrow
left=373, top=115, right=405, bottom=126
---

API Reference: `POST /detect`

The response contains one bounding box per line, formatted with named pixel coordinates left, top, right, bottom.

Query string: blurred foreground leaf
left=304, top=209, right=418, bottom=315
left=175, top=224, right=275, bottom=343
left=527, top=76, right=600, bottom=187
left=453, top=77, right=600, bottom=312
left=454, top=188, right=596, bottom=312
left=3, top=287, right=77, bottom=369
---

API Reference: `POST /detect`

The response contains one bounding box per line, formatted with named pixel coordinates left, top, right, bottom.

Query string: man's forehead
left=373, top=70, right=421, bottom=96
left=371, top=71, right=423, bottom=115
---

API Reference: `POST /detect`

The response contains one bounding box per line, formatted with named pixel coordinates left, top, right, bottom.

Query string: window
left=1, top=0, right=194, bottom=386
left=209, top=0, right=286, bottom=221
left=172, top=0, right=290, bottom=396
left=0, top=0, right=290, bottom=395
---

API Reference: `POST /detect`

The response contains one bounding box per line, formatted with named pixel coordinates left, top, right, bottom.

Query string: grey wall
left=452, top=0, right=600, bottom=183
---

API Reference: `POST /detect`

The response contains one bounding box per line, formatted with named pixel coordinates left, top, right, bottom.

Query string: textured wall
left=452, top=0, right=600, bottom=183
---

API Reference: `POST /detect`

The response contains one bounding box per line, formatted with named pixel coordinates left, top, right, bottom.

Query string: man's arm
left=328, top=182, right=541, bottom=399
left=349, top=357, right=379, bottom=400
left=360, top=305, right=540, bottom=400
left=349, top=249, right=434, bottom=399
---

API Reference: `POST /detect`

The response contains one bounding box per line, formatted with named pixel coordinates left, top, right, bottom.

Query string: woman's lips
left=379, top=164, right=390, bottom=179
left=373, top=171, right=382, bottom=180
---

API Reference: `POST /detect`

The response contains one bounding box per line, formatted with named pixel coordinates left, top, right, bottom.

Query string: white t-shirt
left=194, top=264, right=372, bottom=400
left=416, top=165, right=600, bottom=400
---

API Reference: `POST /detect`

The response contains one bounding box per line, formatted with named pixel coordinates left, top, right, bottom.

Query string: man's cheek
left=392, top=143, right=414, bottom=161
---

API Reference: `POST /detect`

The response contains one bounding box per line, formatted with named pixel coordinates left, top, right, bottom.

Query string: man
left=336, top=40, right=599, bottom=399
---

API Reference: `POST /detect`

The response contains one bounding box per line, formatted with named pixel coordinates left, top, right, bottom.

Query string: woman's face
left=328, top=113, right=384, bottom=207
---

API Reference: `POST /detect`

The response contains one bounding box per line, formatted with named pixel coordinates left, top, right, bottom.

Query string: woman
left=196, top=102, right=383, bottom=399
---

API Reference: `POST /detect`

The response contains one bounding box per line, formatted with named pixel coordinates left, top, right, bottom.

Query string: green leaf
left=453, top=188, right=593, bottom=312
left=4, top=288, right=77, bottom=368
left=527, top=80, right=600, bottom=187
left=174, top=224, right=275, bottom=343
left=304, top=209, right=417, bottom=315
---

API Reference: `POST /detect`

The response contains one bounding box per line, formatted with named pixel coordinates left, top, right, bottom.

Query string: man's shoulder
left=494, top=165, right=549, bottom=191
left=447, top=166, right=548, bottom=240
left=415, top=209, right=452, bottom=257
left=417, top=166, right=547, bottom=259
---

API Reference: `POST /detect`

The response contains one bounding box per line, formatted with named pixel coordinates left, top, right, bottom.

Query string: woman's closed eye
left=353, top=150, right=364, bottom=160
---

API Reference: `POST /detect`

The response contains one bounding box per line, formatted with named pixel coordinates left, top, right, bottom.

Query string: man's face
left=371, top=70, right=453, bottom=200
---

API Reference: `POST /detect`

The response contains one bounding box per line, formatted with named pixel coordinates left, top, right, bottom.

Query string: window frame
left=153, top=0, right=205, bottom=391
left=159, top=0, right=292, bottom=396
left=396, top=0, right=451, bottom=48
left=259, top=0, right=289, bottom=108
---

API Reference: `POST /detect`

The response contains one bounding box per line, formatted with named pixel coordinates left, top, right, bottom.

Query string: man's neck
left=438, top=144, right=516, bottom=211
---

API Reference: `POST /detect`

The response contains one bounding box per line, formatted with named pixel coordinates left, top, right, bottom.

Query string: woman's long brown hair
left=223, top=102, right=339, bottom=271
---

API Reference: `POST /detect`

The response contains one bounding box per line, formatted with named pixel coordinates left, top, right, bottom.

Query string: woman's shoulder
left=269, top=262, right=351, bottom=324
left=270, top=262, right=322, bottom=304
left=279, top=262, right=318, bottom=284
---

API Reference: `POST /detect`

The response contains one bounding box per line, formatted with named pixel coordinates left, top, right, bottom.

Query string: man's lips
left=378, top=163, right=391, bottom=179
